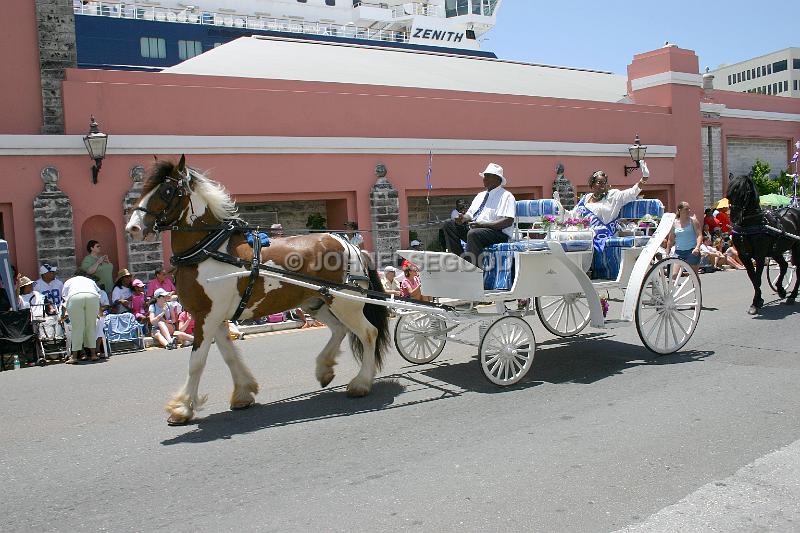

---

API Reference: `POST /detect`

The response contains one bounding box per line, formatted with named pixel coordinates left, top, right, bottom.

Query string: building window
left=783, top=80, right=788, bottom=92
left=727, top=74, right=732, bottom=85
left=756, top=66, right=761, bottom=77
left=140, top=37, right=166, bottom=59
left=773, top=59, right=788, bottom=73
left=325, top=0, right=335, bottom=5
left=178, top=40, right=202, bottom=60
left=736, top=72, right=740, bottom=83
left=795, top=80, right=799, bottom=91
left=794, top=58, right=800, bottom=70
left=767, top=64, right=772, bottom=74
left=746, top=70, right=751, bottom=80
left=297, top=0, right=306, bottom=3
left=773, top=82, right=778, bottom=94
left=750, top=68, right=755, bottom=78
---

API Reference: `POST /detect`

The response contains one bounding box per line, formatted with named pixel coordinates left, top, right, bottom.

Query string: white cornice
left=0, top=135, right=678, bottom=158
left=631, top=71, right=703, bottom=91
left=700, top=103, right=800, bottom=122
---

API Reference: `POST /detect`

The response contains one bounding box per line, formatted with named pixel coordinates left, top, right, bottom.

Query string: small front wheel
left=394, top=312, right=447, bottom=364
left=479, top=316, right=536, bottom=386
left=635, top=258, right=702, bottom=354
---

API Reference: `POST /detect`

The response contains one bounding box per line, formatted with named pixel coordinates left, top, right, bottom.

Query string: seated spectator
left=33, top=263, right=63, bottom=310
left=345, top=221, right=364, bottom=249
left=699, top=235, right=725, bottom=271
left=149, top=288, right=179, bottom=349
left=146, top=267, right=176, bottom=298
left=16, top=276, right=45, bottom=319
left=270, top=223, right=285, bottom=238
left=717, top=206, right=732, bottom=234
left=725, top=243, right=747, bottom=270
left=130, top=279, right=148, bottom=325
left=111, top=269, right=133, bottom=314
left=176, top=309, right=196, bottom=348
left=400, top=263, right=431, bottom=302
left=410, top=239, right=424, bottom=251
left=381, top=265, right=401, bottom=296
left=451, top=199, right=468, bottom=220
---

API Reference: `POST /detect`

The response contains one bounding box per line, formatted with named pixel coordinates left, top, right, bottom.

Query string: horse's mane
left=727, top=174, right=760, bottom=214
left=144, top=160, right=239, bottom=221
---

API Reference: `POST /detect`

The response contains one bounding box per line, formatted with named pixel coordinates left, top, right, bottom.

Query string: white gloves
left=640, top=160, right=650, bottom=179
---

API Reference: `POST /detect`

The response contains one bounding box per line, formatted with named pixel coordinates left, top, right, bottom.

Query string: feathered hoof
left=346, top=380, right=371, bottom=398
left=167, top=413, right=191, bottom=426
left=230, top=399, right=255, bottom=410
left=785, top=298, right=796, bottom=306
left=747, top=305, right=759, bottom=315
left=318, top=371, right=335, bottom=388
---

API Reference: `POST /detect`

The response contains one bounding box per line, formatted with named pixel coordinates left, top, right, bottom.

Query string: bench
left=483, top=198, right=664, bottom=289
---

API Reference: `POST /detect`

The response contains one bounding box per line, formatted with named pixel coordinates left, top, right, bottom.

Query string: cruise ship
left=73, top=0, right=502, bottom=71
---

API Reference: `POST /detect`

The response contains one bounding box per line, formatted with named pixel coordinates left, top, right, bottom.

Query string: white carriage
left=392, top=198, right=703, bottom=386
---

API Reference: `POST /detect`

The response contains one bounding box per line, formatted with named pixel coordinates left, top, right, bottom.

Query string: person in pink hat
left=130, top=278, right=148, bottom=325
left=443, top=162, right=516, bottom=265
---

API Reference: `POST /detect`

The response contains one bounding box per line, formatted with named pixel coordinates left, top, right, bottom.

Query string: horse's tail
left=348, top=268, right=390, bottom=371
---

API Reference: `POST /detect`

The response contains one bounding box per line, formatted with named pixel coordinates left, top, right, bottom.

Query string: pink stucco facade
left=1, top=5, right=798, bottom=279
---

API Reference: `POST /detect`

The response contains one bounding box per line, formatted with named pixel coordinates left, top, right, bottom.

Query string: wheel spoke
left=546, top=299, right=566, bottom=323
left=539, top=297, right=561, bottom=311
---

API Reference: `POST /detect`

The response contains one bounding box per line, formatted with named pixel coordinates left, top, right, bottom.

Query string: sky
left=484, top=0, right=797, bottom=74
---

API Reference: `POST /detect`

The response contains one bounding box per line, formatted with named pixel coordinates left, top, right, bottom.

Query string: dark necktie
left=473, top=191, right=490, bottom=218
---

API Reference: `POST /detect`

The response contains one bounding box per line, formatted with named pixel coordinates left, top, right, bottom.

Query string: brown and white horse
left=125, top=157, right=389, bottom=425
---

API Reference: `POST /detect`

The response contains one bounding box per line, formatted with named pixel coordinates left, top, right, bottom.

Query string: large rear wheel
left=635, top=258, right=702, bottom=354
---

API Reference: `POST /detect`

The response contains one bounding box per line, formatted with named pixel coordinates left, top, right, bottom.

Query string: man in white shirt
left=33, top=263, right=64, bottom=308
left=443, top=163, right=516, bottom=266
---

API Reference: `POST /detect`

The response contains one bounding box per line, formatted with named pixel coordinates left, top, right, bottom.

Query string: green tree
left=305, top=212, right=327, bottom=231
left=750, top=159, right=779, bottom=195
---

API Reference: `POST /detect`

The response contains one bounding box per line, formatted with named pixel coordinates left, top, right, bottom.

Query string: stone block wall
left=35, top=0, right=77, bottom=134
left=33, top=167, right=76, bottom=278
left=701, top=125, right=723, bottom=207
left=407, top=195, right=468, bottom=251
left=237, top=200, right=328, bottom=232
left=727, top=138, right=790, bottom=180
left=370, top=182, right=400, bottom=268
left=124, top=166, right=164, bottom=281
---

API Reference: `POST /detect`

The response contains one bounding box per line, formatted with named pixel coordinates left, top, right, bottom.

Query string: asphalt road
left=2, top=269, right=800, bottom=532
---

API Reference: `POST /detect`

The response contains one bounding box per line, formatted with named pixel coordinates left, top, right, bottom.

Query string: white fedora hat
left=479, top=163, right=506, bottom=186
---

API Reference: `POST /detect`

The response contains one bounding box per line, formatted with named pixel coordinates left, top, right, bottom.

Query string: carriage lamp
left=624, top=134, right=648, bottom=176
left=83, top=115, right=108, bottom=184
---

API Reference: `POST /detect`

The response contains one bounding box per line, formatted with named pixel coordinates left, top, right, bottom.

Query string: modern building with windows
left=710, top=47, right=800, bottom=97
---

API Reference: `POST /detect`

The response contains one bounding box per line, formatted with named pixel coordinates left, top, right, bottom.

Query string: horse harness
left=137, top=171, right=452, bottom=320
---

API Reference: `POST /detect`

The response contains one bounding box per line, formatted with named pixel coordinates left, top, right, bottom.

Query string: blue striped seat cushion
left=617, top=199, right=664, bottom=219
left=515, top=199, right=561, bottom=218
left=483, top=239, right=592, bottom=290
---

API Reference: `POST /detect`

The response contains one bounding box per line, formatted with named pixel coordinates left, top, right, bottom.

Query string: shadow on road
left=161, top=334, right=713, bottom=445
left=751, top=298, right=800, bottom=320
left=161, top=375, right=459, bottom=446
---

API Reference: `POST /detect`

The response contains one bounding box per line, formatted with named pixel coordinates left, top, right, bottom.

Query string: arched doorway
left=80, top=215, right=120, bottom=278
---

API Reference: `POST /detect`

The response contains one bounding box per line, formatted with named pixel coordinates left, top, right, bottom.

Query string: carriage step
left=596, top=319, right=632, bottom=330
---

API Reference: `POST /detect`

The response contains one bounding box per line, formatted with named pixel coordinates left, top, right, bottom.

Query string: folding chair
left=102, top=313, right=145, bottom=356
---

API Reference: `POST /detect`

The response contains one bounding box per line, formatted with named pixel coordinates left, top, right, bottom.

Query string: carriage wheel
left=766, top=251, right=795, bottom=294
left=535, top=293, right=590, bottom=337
left=394, top=312, right=447, bottom=364
left=635, top=258, right=702, bottom=355
left=479, top=316, right=536, bottom=386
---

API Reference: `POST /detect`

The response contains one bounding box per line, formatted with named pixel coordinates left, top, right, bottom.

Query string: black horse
left=726, top=174, right=800, bottom=314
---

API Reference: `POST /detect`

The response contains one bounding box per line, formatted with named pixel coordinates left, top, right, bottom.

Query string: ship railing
left=73, top=2, right=410, bottom=44
left=391, top=3, right=441, bottom=18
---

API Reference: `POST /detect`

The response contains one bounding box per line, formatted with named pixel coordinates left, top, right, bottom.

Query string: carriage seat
left=511, top=199, right=562, bottom=240
left=593, top=199, right=665, bottom=280
left=482, top=239, right=593, bottom=290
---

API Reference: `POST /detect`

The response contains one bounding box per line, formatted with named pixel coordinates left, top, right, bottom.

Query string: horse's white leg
left=328, top=298, right=379, bottom=397
left=309, top=305, right=348, bottom=388
left=214, top=322, right=259, bottom=410
left=165, top=334, right=214, bottom=425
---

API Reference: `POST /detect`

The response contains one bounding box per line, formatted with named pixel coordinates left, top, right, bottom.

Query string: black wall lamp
left=624, top=134, right=647, bottom=176
left=83, top=115, right=108, bottom=184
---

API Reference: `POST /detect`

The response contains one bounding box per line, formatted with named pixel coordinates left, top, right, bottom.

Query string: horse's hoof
left=319, top=372, right=335, bottom=388
left=747, top=306, right=758, bottom=315
left=786, top=298, right=796, bottom=306
left=167, top=414, right=191, bottom=426
left=230, top=399, right=255, bottom=411
left=346, top=382, right=371, bottom=398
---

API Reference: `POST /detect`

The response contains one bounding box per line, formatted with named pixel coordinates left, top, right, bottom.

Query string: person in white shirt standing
left=443, top=163, right=516, bottom=266
left=62, top=272, right=104, bottom=363
left=33, top=263, right=64, bottom=310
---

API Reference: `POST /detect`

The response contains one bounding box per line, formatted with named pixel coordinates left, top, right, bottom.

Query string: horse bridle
left=133, top=173, right=190, bottom=232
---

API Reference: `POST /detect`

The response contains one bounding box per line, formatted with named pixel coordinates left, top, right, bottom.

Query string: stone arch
left=80, top=215, right=120, bottom=275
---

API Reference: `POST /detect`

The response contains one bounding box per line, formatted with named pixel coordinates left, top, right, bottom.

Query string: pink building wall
left=0, top=2, right=43, bottom=134
left=1, top=22, right=798, bottom=279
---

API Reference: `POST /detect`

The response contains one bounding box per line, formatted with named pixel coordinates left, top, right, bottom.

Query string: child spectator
left=33, top=263, right=63, bottom=308
left=400, top=263, right=431, bottom=302
left=149, top=288, right=177, bottom=349
left=130, top=278, right=148, bottom=325
left=111, top=269, right=133, bottom=314
left=176, top=309, right=195, bottom=347
left=16, top=276, right=45, bottom=319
